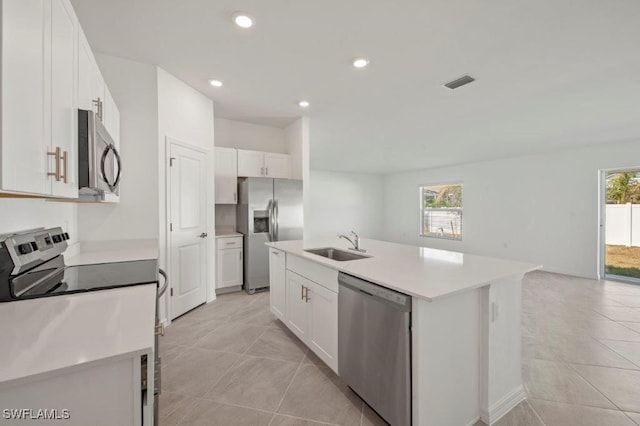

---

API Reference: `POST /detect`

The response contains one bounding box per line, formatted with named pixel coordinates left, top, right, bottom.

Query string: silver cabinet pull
left=199, top=232, right=208, bottom=238
left=260, top=166, right=264, bottom=175
left=234, top=191, right=237, bottom=202
left=271, top=250, right=280, bottom=255
left=155, top=323, right=165, bottom=336
left=61, top=150, right=68, bottom=183
left=47, top=147, right=61, bottom=181
left=265, top=167, right=269, bottom=176
left=301, top=285, right=304, bottom=300
left=92, top=97, right=103, bottom=121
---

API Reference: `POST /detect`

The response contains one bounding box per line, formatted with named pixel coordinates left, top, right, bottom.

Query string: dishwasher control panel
left=338, top=272, right=411, bottom=310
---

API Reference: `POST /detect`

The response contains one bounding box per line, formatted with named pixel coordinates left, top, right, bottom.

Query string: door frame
left=165, top=136, right=214, bottom=322
left=598, top=167, right=640, bottom=283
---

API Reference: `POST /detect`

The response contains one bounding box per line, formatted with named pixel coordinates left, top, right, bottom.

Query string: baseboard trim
left=480, top=385, right=526, bottom=425
left=465, top=417, right=481, bottom=426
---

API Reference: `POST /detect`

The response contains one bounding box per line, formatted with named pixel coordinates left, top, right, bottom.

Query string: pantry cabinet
left=0, top=0, right=78, bottom=197
left=214, top=147, right=238, bottom=204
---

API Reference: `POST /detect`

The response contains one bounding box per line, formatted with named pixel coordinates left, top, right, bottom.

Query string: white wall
left=382, top=139, right=640, bottom=279
left=305, top=170, right=385, bottom=240
left=157, top=68, right=215, bottom=310
left=78, top=54, right=159, bottom=242
left=214, top=117, right=286, bottom=153
left=285, top=118, right=304, bottom=180
left=0, top=199, right=77, bottom=243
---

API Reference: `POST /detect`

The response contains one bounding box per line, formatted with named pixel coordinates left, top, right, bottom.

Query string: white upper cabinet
left=237, top=149, right=265, bottom=178
left=237, top=149, right=290, bottom=179
left=0, top=0, right=78, bottom=197
left=264, top=153, right=290, bottom=179
left=0, top=0, right=118, bottom=199
left=50, top=0, right=78, bottom=198
left=214, top=147, right=238, bottom=204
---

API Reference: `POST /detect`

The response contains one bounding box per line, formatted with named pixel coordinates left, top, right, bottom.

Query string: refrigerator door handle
left=267, top=199, right=274, bottom=242
left=274, top=200, right=279, bottom=241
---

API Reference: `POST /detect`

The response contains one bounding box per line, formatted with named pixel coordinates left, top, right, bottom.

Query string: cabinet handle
left=261, top=166, right=264, bottom=176
left=92, top=98, right=103, bottom=121
left=301, top=285, right=304, bottom=300
left=61, top=150, right=68, bottom=184
left=234, top=191, right=237, bottom=202
left=47, top=147, right=61, bottom=181
left=265, top=167, right=269, bottom=176
left=304, top=286, right=311, bottom=303
left=271, top=250, right=280, bottom=255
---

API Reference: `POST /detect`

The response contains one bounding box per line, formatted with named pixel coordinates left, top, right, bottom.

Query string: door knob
left=199, top=232, right=208, bottom=238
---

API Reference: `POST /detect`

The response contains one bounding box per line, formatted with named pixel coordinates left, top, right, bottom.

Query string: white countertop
left=66, top=239, right=158, bottom=266
left=266, top=238, right=540, bottom=301
left=215, top=228, right=242, bottom=238
left=0, top=284, right=156, bottom=384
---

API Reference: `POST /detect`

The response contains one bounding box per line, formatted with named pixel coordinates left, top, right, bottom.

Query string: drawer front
left=217, top=236, right=243, bottom=250
left=287, top=254, right=339, bottom=293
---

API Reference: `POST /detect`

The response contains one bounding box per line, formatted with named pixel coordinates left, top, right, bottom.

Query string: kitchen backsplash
left=215, top=204, right=236, bottom=230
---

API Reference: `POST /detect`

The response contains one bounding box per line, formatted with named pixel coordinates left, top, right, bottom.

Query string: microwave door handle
left=100, top=144, right=122, bottom=192
left=111, top=145, right=122, bottom=191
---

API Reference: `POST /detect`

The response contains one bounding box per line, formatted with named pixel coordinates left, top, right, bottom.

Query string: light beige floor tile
left=278, top=364, right=363, bottom=425
left=610, top=295, right=640, bottom=308
left=205, top=355, right=298, bottom=411
left=228, top=302, right=279, bottom=327
left=159, top=343, right=188, bottom=366
left=161, top=321, right=217, bottom=347
left=625, top=411, right=640, bottom=425
left=158, top=394, right=198, bottom=425
left=361, top=403, right=389, bottom=426
left=599, top=339, right=640, bottom=367
left=193, top=322, right=267, bottom=354
left=301, top=348, right=331, bottom=370
left=621, top=322, right=640, bottom=334
left=494, top=401, right=543, bottom=426
left=163, top=348, right=238, bottom=397
left=522, top=359, right=616, bottom=408
left=593, top=307, right=640, bottom=323
left=524, top=333, right=638, bottom=369
left=573, top=364, right=640, bottom=412
left=178, top=399, right=272, bottom=426
left=529, top=399, right=636, bottom=426
left=245, top=328, right=308, bottom=363
left=270, top=414, right=333, bottom=425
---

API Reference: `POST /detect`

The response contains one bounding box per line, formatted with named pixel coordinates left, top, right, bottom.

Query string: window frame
left=419, top=182, right=464, bottom=241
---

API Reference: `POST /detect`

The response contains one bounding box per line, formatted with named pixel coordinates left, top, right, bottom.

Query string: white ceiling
left=71, top=0, right=640, bottom=174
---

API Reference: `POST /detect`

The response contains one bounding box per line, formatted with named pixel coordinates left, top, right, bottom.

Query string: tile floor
left=159, top=271, right=640, bottom=426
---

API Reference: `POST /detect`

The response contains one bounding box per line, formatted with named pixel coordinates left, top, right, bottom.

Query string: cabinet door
left=308, top=281, right=338, bottom=373
left=50, top=0, right=78, bottom=198
left=269, top=249, right=286, bottom=321
left=285, top=271, right=308, bottom=342
left=216, top=248, right=243, bottom=289
left=77, top=30, right=95, bottom=111
left=237, top=149, right=264, bottom=178
left=1, top=0, right=48, bottom=195
left=264, top=153, right=290, bottom=179
left=214, top=147, right=238, bottom=204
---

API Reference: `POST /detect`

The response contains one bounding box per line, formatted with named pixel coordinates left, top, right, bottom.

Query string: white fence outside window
left=606, top=203, right=640, bottom=247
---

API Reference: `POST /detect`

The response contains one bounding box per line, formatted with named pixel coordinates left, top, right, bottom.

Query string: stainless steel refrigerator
left=237, top=178, right=303, bottom=293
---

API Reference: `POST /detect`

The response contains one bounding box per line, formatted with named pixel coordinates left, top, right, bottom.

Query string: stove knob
left=63, top=233, right=70, bottom=240
left=18, top=243, right=33, bottom=255
left=52, top=235, right=62, bottom=243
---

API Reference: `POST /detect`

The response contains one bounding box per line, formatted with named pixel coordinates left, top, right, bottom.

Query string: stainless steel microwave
left=77, top=109, right=121, bottom=201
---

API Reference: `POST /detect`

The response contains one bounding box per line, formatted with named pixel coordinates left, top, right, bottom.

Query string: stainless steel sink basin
left=304, top=247, right=370, bottom=261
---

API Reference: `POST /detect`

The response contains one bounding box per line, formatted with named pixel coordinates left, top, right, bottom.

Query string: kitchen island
left=266, top=238, right=540, bottom=426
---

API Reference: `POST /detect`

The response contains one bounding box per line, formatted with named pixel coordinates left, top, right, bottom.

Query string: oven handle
left=100, top=144, right=122, bottom=192
left=157, top=268, right=169, bottom=298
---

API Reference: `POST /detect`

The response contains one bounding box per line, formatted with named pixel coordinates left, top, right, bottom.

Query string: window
left=420, top=183, right=463, bottom=240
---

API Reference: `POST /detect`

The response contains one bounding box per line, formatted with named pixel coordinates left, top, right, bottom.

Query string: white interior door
left=169, top=143, right=208, bottom=319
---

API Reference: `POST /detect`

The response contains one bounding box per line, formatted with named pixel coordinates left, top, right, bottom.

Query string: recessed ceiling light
left=209, top=80, right=223, bottom=87
left=298, top=101, right=310, bottom=108
left=233, top=12, right=254, bottom=28
left=353, top=58, right=369, bottom=68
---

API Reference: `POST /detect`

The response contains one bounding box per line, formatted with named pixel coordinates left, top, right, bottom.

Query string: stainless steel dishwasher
left=338, top=272, right=412, bottom=426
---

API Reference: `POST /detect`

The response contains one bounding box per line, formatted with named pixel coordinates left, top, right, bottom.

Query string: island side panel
left=480, top=274, right=526, bottom=424
left=412, top=289, right=482, bottom=426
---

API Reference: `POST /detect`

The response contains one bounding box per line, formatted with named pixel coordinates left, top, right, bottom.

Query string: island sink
left=304, top=247, right=369, bottom=261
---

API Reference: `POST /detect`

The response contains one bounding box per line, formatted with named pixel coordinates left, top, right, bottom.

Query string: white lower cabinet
left=216, top=236, right=243, bottom=291
left=270, top=252, right=338, bottom=373
left=268, top=248, right=286, bottom=321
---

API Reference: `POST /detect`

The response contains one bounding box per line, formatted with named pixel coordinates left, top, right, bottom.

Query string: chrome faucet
left=338, top=231, right=365, bottom=252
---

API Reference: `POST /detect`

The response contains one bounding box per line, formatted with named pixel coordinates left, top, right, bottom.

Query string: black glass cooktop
left=9, top=258, right=159, bottom=300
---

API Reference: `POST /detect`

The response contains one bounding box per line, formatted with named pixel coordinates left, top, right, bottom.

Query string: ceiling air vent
left=443, top=75, right=475, bottom=90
